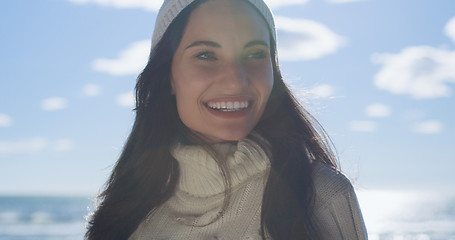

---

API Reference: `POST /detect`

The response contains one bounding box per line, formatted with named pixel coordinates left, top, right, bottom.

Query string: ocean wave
left=0, top=211, right=77, bottom=225
left=0, top=212, right=20, bottom=224
left=0, top=221, right=84, bottom=234
left=0, top=196, right=90, bottom=225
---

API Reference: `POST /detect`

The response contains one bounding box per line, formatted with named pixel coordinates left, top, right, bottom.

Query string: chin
left=198, top=129, right=252, bottom=143
left=215, top=129, right=253, bottom=142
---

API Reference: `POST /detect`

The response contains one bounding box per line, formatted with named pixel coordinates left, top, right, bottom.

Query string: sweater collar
left=170, top=137, right=270, bottom=197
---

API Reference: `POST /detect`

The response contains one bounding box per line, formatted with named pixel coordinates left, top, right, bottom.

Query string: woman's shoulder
left=311, top=162, right=355, bottom=206
left=310, top=162, right=368, bottom=239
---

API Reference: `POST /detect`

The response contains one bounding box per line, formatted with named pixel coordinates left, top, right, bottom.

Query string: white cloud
left=291, top=84, right=336, bottom=102
left=348, top=120, right=377, bottom=132
left=275, top=16, right=347, bottom=61
left=265, top=0, right=309, bottom=8
left=373, top=17, right=455, bottom=99
left=93, top=40, right=150, bottom=76
left=326, top=0, right=366, bottom=3
left=444, top=16, right=455, bottom=43
left=307, top=84, right=335, bottom=98
left=116, top=91, right=135, bottom=108
left=0, top=138, right=47, bottom=154
left=52, top=139, right=74, bottom=151
left=365, top=103, right=391, bottom=118
left=67, top=0, right=309, bottom=11
left=0, top=138, right=74, bottom=154
left=82, top=84, right=102, bottom=96
left=41, top=97, right=68, bottom=111
left=0, top=114, right=12, bottom=127
left=372, top=46, right=455, bottom=99
left=66, top=0, right=162, bottom=11
left=411, top=120, right=443, bottom=134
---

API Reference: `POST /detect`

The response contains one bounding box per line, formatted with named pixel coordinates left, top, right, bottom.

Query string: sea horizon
left=1, top=189, right=454, bottom=240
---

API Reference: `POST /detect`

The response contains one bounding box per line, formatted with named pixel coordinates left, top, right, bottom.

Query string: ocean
left=0, top=196, right=90, bottom=240
left=0, top=190, right=454, bottom=240
left=357, top=190, right=455, bottom=240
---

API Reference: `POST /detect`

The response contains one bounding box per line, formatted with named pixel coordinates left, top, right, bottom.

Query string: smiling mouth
left=205, top=101, right=250, bottom=112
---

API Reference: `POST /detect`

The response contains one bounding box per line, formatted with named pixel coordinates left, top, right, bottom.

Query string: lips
left=205, top=100, right=249, bottom=112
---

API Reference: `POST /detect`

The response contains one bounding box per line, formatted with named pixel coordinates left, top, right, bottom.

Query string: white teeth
left=207, top=101, right=249, bottom=112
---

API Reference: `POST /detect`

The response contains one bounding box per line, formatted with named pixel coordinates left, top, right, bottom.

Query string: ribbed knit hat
left=152, top=0, right=276, bottom=48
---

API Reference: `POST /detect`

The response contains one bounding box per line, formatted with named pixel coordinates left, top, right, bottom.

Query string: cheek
left=173, top=86, right=200, bottom=131
left=171, top=74, right=206, bottom=126
left=172, top=60, right=211, bottom=93
left=172, top=80, right=198, bottom=111
left=250, top=64, right=274, bottom=99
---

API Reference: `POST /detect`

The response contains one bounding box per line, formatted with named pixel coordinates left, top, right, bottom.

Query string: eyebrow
left=185, top=40, right=269, bottom=49
left=244, top=40, right=269, bottom=49
left=185, top=41, right=221, bottom=49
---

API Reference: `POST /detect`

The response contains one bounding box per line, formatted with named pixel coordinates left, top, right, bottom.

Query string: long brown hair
left=85, top=0, right=337, bottom=239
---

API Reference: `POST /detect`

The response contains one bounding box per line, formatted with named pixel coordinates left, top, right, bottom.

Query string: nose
left=219, top=61, right=248, bottom=92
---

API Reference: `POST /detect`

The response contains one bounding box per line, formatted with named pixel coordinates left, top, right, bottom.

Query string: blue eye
left=196, top=51, right=217, bottom=61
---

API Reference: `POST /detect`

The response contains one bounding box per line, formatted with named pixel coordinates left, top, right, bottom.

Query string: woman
left=86, top=0, right=368, bottom=239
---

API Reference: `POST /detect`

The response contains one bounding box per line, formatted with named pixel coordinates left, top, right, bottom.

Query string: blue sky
left=1, top=0, right=454, bottom=196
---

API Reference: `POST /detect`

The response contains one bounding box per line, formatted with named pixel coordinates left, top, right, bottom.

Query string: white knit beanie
left=151, top=0, right=276, bottom=48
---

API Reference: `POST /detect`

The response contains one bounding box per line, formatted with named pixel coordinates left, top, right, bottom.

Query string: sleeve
left=312, top=163, right=368, bottom=240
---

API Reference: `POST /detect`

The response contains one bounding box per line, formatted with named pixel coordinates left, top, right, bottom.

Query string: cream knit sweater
left=129, top=138, right=367, bottom=240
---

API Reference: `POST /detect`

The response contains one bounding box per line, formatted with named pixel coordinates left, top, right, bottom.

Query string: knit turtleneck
left=129, top=137, right=271, bottom=240
left=171, top=138, right=270, bottom=197
left=128, top=137, right=368, bottom=240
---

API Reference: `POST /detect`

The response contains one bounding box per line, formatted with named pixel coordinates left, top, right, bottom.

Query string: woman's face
left=171, top=0, right=274, bottom=142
